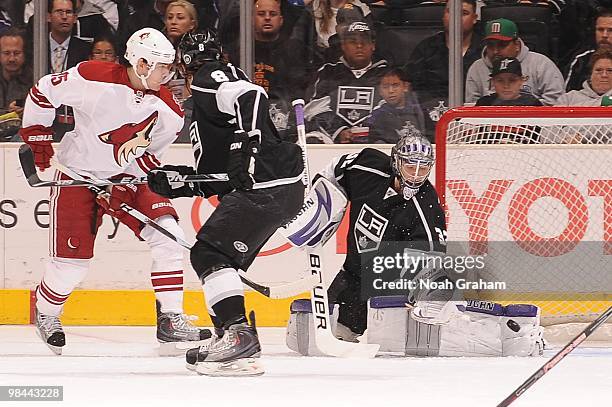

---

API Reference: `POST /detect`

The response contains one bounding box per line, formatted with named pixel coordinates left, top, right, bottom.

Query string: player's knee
left=190, top=240, right=234, bottom=281
left=46, top=257, right=90, bottom=288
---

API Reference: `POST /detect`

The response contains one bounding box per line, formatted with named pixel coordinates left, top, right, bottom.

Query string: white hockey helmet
left=391, top=125, right=434, bottom=200
left=125, top=28, right=176, bottom=89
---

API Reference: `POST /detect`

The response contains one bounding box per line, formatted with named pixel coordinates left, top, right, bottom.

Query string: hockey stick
left=497, top=305, right=612, bottom=407
left=18, top=144, right=228, bottom=187
left=19, top=145, right=314, bottom=299
left=292, top=99, right=379, bottom=358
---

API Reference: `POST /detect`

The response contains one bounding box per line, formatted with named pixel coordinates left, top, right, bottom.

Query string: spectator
left=563, top=8, right=612, bottom=92
left=73, top=0, right=114, bottom=42
left=0, top=27, right=30, bottom=141
left=309, top=0, right=373, bottom=66
left=366, top=67, right=425, bottom=143
left=557, top=46, right=612, bottom=105
left=89, top=33, right=117, bottom=62
left=475, top=57, right=543, bottom=105
left=250, top=0, right=309, bottom=134
left=465, top=18, right=564, bottom=105
left=117, top=0, right=169, bottom=53
left=48, top=0, right=90, bottom=73
left=164, top=0, right=198, bottom=45
left=304, top=21, right=387, bottom=143
left=404, top=0, right=482, bottom=140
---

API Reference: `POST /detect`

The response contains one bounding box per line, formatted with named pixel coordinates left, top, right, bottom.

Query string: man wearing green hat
left=465, top=17, right=564, bottom=106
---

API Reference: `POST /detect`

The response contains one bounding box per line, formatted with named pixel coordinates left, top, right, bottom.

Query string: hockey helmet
left=391, top=125, right=434, bottom=200
left=125, top=28, right=176, bottom=89
left=177, top=30, right=223, bottom=75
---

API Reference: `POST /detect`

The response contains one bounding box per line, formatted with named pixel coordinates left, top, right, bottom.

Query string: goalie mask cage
left=435, top=106, right=612, bottom=344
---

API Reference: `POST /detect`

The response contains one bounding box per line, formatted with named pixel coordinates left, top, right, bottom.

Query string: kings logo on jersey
left=336, top=86, right=375, bottom=126
left=99, top=111, right=159, bottom=166
left=354, top=204, right=388, bottom=253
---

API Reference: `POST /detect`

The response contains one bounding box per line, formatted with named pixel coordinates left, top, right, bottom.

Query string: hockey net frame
left=435, top=106, right=612, bottom=344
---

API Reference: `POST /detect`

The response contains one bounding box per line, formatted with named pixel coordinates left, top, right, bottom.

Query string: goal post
left=434, top=106, right=612, bottom=340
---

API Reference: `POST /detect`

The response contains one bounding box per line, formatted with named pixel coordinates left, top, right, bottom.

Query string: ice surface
left=1, top=326, right=611, bottom=407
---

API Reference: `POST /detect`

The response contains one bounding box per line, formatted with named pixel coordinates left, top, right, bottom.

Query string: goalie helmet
left=177, top=30, right=223, bottom=75
left=391, top=125, right=434, bottom=200
left=124, top=28, right=176, bottom=89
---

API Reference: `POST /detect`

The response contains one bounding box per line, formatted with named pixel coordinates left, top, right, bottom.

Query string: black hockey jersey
left=189, top=61, right=304, bottom=194
left=321, top=148, right=446, bottom=274
left=304, top=59, right=388, bottom=142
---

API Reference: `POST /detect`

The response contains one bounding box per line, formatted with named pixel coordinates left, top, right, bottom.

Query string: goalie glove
left=227, top=130, right=259, bottom=190
left=148, top=165, right=213, bottom=198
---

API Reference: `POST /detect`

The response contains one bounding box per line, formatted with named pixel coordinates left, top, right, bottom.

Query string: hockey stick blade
left=18, top=144, right=45, bottom=187
left=497, top=305, right=612, bottom=407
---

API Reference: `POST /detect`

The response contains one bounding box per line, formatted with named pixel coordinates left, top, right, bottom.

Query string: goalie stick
left=18, top=145, right=316, bottom=299
left=292, top=99, right=379, bottom=358
left=18, top=144, right=228, bottom=187
left=497, top=305, right=612, bottom=407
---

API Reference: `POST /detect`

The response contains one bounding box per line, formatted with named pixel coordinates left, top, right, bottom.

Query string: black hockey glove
left=227, top=130, right=259, bottom=190
left=148, top=165, right=212, bottom=198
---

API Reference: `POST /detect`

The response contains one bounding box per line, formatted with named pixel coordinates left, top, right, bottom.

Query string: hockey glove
left=227, top=130, right=259, bottom=190
left=96, top=183, right=137, bottom=221
left=20, top=125, right=55, bottom=171
left=148, top=165, right=212, bottom=198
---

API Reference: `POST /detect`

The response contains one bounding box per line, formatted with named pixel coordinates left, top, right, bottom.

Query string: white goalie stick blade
left=292, top=99, right=379, bottom=358
left=307, top=248, right=380, bottom=358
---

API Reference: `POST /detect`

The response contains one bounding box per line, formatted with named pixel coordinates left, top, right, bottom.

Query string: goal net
left=435, top=106, right=612, bottom=343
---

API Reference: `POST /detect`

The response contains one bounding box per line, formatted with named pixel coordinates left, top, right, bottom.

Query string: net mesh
left=436, top=107, right=612, bottom=328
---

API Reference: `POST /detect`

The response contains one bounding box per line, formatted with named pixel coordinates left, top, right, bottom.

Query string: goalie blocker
left=287, top=297, right=544, bottom=357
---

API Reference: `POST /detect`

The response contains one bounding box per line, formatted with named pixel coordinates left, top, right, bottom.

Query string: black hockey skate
left=34, top=309, right=65, bottom=355
left=156, top=301, right=212, bottom=356
left=185, top=327, right=225, bottom=371
left=188, top=311, right=264, bottom=377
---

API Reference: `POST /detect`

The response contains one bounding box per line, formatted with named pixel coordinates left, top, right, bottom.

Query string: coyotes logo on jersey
left=99, top=111, right=158, bottom=166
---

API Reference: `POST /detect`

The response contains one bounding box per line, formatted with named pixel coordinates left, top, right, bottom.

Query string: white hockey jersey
left=22, top=61, right=184, bottom=179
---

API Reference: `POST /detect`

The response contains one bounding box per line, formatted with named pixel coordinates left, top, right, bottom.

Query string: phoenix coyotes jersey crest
left=99, top=111, right=158, bottom=166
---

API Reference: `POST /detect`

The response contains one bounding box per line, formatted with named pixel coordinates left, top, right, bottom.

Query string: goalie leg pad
left=286, top=299, right=337, bottom=356
left=366, top=298, right=543, bottom=357
left=500, top=304, right=544, bottom=357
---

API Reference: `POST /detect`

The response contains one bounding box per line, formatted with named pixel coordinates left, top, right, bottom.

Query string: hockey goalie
left=281, top=127, right=545, bottom=357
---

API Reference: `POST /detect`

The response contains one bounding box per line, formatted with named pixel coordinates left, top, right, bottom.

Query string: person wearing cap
left=556, top=46, right=612, bottom=106
left=465, top=17, right=564, bottom=105
left=475, top=57, right=543, bottom=106
left=304, top=21, right=387, bottom=143
left=403, top=0, right=483, bottom=141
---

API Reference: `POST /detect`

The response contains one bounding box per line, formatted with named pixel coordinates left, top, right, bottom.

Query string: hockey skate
left=185, top=327, right=224, bottom=371
left=189, top=311, right=264, bottom=377
left=156, top=301, right=212, bottom=356
left=34, top=309, right=65, bottom=355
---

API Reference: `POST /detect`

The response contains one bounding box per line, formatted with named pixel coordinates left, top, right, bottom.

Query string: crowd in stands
left=0, top=0, right=610, bottom=143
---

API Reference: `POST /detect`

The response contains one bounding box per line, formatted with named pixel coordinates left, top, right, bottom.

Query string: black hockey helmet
left=177, top=30, right=223, bottom=75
